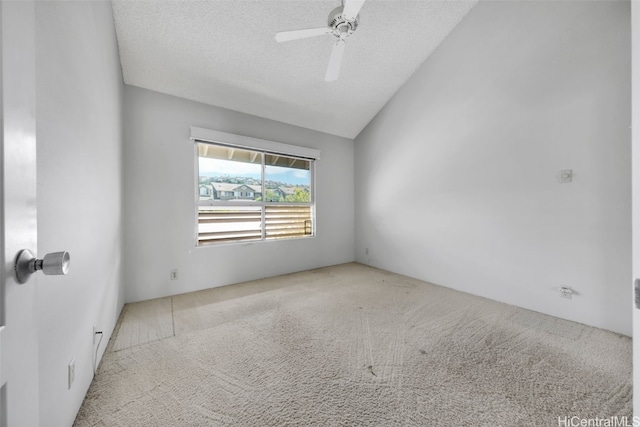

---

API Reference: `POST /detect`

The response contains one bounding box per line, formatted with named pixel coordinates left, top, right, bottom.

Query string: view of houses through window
left=196, top=142, right=314, bottom=245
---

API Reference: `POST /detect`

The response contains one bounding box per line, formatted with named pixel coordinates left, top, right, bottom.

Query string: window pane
left=265, top=205, right=313, bottom=240
left=195, top=141, right=315, bottom=246
left=198, top=206, right=262, bottom=245
left=264, top=154, right=311, bottom=203
left=198, top=143, right=262, bottom=202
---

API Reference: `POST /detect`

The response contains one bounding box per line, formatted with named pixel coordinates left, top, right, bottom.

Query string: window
left=193, top=129, right=318, bottom=246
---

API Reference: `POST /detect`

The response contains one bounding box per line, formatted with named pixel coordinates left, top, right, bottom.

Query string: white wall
left=123, top=86, right=354, bottom=302
left=355, top=0, right=631, bottom=335
left=36, top=2, right=124, bottom=426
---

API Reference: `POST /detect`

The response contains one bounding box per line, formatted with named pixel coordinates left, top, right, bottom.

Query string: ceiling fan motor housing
left=328, top=6, right=358, bottom=39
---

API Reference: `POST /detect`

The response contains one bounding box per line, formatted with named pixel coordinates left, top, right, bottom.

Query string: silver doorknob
left=14, top=249, right=70, bottom=284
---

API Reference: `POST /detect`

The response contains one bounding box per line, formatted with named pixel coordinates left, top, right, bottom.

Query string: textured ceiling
left=112, top=0, right=478, bottom=139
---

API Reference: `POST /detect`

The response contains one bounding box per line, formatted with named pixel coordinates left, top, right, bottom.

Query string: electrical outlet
left=170, top=269, right=178, bottom=280
left=558, top=286, right=572, bottom=299
left=68, top=359, right=75, bottom=389
left=93, top=324, right=97, bottom=344
left=365, top=247, right=369, bottom=256
left=560, top=169, right=573, bottom=183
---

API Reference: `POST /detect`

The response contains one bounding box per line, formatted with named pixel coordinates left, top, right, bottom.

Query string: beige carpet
left=74, top=263, right=632, bottom=426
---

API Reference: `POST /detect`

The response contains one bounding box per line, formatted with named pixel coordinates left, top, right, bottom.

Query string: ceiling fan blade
left=275, top=27, right=331, bottom=43
left=325, top=40, right=346, bottom=82
left=342, top=0, right=366, bottom=20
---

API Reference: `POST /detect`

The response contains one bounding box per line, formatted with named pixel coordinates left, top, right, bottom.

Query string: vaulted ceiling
left=111, top=0, right=478, bottom=139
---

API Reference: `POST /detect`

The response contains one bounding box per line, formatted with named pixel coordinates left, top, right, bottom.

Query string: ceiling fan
left=275, top=0, right=366, bottom=82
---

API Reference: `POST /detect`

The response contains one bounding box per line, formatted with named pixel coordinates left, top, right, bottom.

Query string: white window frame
left=191, top=127, right=320, bottom=246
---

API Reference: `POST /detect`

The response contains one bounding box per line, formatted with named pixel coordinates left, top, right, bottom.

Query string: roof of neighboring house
left=209, top=182, right=262, bottom=193
left=277, top=186, right=297, bottom=195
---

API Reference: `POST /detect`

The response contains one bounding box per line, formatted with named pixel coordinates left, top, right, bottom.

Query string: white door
left=634, top=0, right=640, bottom=418
left=0, top=1, right=39, bottom=426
